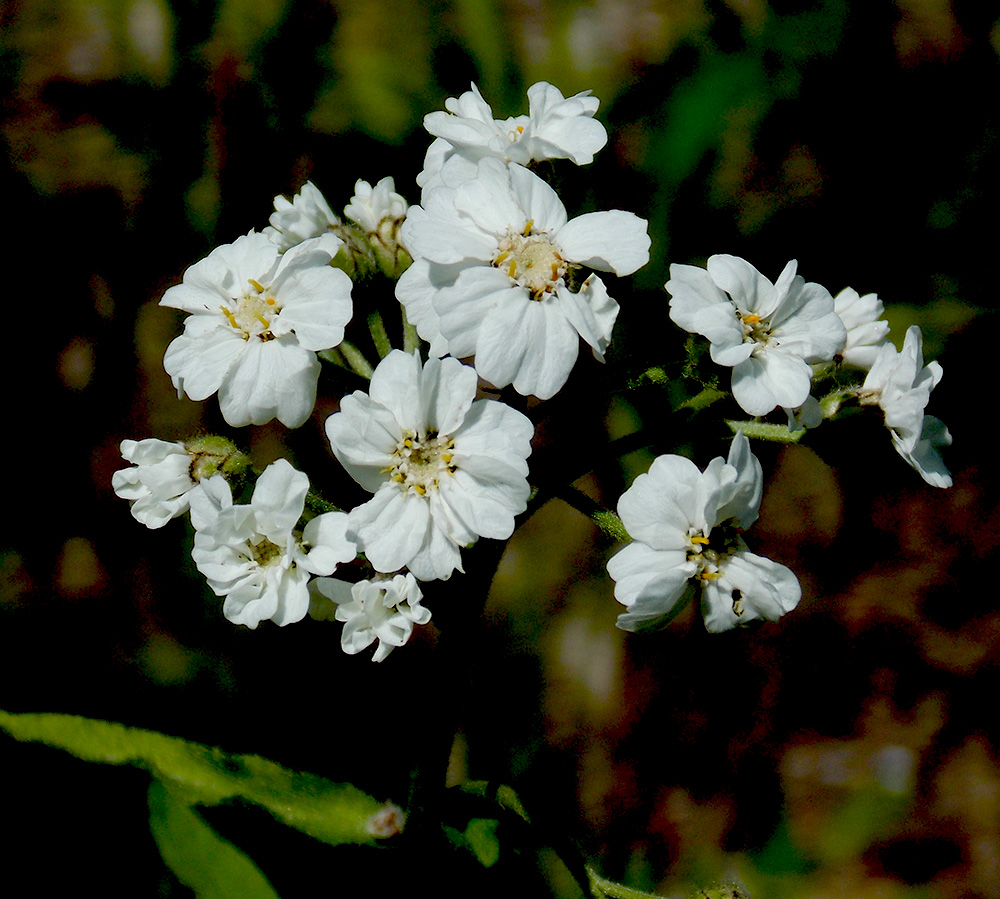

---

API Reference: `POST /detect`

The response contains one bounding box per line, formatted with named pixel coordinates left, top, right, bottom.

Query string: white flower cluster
left=115, top=80, right=956, bottom=667
left=666, top=254, right=951, bottom=487
left=400, top=82, right=650, bottom=400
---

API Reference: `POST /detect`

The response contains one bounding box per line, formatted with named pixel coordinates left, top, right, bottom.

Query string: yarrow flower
left=833, top=286, right=890, bottom=370
left=344, top=177, right=411, bottom=279
left=857, top=325, right=952, bottom=488
left=607, top=433, right=801, bottom=633
left=189, top=459, right=356, bottom=629
left=264, top=181, right=340, bottom=252
left=161, top=230, right=353, bottom=428
left=310, top=573, right=430, bottom=662
left=112, top=436, right=249, bottom=528
left=326, top=350, right=534, bottom=581
left=112, top=439, right=198, bottom=528
left=398, top=157, right=650, bottom=399
left=344, top=177, right=408, bottom=233
left=666, top=255, right=847, bottom=416
left=417, top=81, right=608, bottom=194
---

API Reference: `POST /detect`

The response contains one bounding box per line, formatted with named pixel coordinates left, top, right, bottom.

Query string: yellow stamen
left=508, top=259, right=517, bottom=279
left=248, top=278, right=266, bottom=293
left=414, top=483, right=426, bottom=495
left=266, top=297, right=276, bottom=306
left=255, top=314, right=270, bottom=329
left=551, top=263, right=561, bottom=281
left=690, top=536, right=710, bottom=545
left=516, top=125, right=524, bottom=134
left=522, top=219, right=534, bottom=236
left=701, top=571, right=721, bottom=580
left=494, top=251, right=509, bottom=265
left=742, top=314, right=761, bottom=324
left=220, top=306, right=239, bottom=329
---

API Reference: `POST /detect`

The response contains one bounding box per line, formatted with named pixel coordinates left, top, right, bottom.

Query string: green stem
left=368, top=310, right=393, bottom=359
left=555, top=485, right=630, bottom=542
left=336, top=340, right=374, bottom=379
left=724, top=419, right=804, bottom=443
left=587, top=866, right=664, bottom=899
left=401, top=305, right=421, bottom=354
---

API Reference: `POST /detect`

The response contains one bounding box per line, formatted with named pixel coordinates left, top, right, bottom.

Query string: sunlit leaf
left=148, top=780, right=280, bottom=899
left=0, top=709, right=391, bottom=847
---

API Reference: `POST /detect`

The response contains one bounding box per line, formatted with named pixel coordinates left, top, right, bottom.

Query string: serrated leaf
left=148, top=780, right=280, bottom=899
left=0, top=709, right=388, bottom=847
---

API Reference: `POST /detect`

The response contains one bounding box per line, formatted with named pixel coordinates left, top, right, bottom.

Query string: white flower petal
left=555, top=210, right=650, bottom=276
left=219, top=338, right=319, bottom=428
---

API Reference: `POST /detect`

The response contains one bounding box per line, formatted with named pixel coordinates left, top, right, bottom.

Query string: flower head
left=344, top=177, right=408, bottom=233
left=833, top=286, right=890, bottom=370
left=264, top=181, right=340, bottom=252
left=417, top=81, right=608, bottom=194
left=161, top=230, right=353, bottom=428
left=310, top=573, right=430, bottom=662
left=398, top=158, right=649, bottom=399
left=344, top=177, right=411, bottom=279
left=189, top=459, right=356, bottom=628
left=112, top=439, right=197, bottom=528
left=112, top=435, right=249, bottom=528
left=607, top=433, right=801, bottom=633
left=667, top=255, right=847, bottom=416
left=326, top=350, right=534, bottom=581
left=858, top=325, right=952, bottom=487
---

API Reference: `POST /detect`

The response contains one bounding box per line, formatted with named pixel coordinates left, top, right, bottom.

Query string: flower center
left=493, top=221, right=567, bottom=301
left=388, top=429, right=457, bottom=496
left=248, top=537, right=284, bottom=567
left=685, top=521, right=743, bottom=582
left=739, top=311, right=774, bottom=348
left=221, top=279, right=280, bottom=341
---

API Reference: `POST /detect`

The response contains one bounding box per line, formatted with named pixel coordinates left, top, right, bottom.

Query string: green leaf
left=148, top=780, right=280, bottom=899
left=0, top=709, right=390, bottom=847
left=443, top=817, right=502, bottom=868
left=464, top=817, right=501, bottom=868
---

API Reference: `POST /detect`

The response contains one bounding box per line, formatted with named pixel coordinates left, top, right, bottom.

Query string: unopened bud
left=184, top=435, right=250, bottom=482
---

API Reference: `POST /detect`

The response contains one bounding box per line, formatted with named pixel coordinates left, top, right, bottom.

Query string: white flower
left=112, top=439, right=196, bottom=528
left=784, top=395, right=824, bottom=432
left=264, top=181, right=340, bottom=251
left=397, top=157, right=650, bottom=399
left=310, top=573, right=430, bottom=662
left=344, top=177, right=408, bottom=233
left=834, top=287, right=890, bottom=369
left=858, top=325, right=952, bottom=488
left=189, top=459, right=357, bottom=629
left=607, top=433, right=801, bottom=634
left=325, top=350, right=534, bottom=581
left=161, top=230, right=353, bottom=428
left=666, top=255, right=847, bottom=416
left=417, top=81, right=608, bottom=194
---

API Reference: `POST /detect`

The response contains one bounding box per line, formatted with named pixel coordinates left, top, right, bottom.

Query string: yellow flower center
left=493, top=220, right=567, bottom=301
left=739, top=311, right=774, bottom=347
left=387, top=430, right=457, bottom=496
left=249, top=537, right=283, bottom=567
left=221, top=278, right=280, bottom=341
